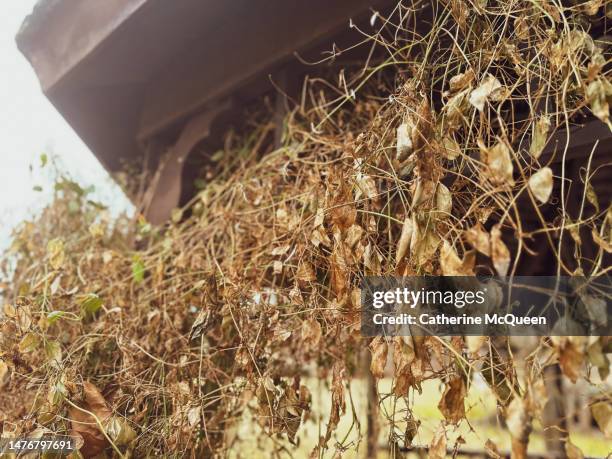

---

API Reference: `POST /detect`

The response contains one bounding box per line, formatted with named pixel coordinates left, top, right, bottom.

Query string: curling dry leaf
left=529, top=167, right=553, bottom=204
left=18, top=332, right=39, bottom=353
left=0, top=360, right=10, bottom=388
left=301, top=319, right=322, bottom=350
left=592, top=229, right=612, bottom=253
left=479, top=140, right=514, bottom=187
left=434, top=183, right=452, bottom=217
left=404, top=412, right=419, bottom=448
left=591, top=400, right=612, bottom=438
left=330, top=198, right=356, bottom=231
left=529, top=116, right=551, bottom=159
left=586, top=78, right=612, bottom=126
left=396, top=121, right=414, bottom=159
left=464, top=223, right=490, bottom=256
left=592, top=207, right=612, bottom=252
left=311, top=226, right=331, bottom=248
left=393, top=336, right=417, bottom=395
left=324, top=362, right=346, bottom=445
left=565, top=439, right=584, bottom=459
left=411, top=178, right=436, bottom=208
left=330, top=247, right=349, bottom=298
left=558, top=337, right=586, bottom=383
left=588, top=339, right=610, bottom=380
left=187, top=407, right=200, bottom=427
left=355, top=172, right=378, bottom=201
left=586, top=182, right=600, bottom=212
left=441, top=135, right=461, bottom=160
left=485, top=439, right=502, bottom=459
left=345, top=224, right=364, bottom=249
left=580, top=0, right=603, bottom=15
left=440, top=241, right=474, bottom=276
left=491, top=224, right=511, bottom=276
left=444, top=88, right=471, bottom=129
left=448, top=69, right=475, bottom=93
left=440, top=241, right=461, bottom=276
left=469, top=74, right=503, bottom=112
left=47, top=238, right=65, bottom=270
left=411, top=221, right=441, bottom=267
left=369, top=336, right=388, bottom=379
left=296, top=262, right=316, bottom=283
left=396, top=216, right=415, bottom=266
left=69, top=382, right=112, bottom=457
left=45, top=340, right=62, bottom=368
left=428, top=423, right=447, bottom=459
left=438, top=376, right=466, bottom=424
left=106, top=416, right=137, bottom=447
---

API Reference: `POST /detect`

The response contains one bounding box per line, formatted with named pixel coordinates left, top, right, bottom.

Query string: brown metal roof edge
left=16, top=0, right=148, bottom=93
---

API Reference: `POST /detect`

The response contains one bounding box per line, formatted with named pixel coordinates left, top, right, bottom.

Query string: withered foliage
left=1, top=0, right=611, bottom=457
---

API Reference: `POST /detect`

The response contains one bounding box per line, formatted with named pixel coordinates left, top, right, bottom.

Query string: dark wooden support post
left=365, top=349, right=379, bottom=458
left=143, top=99, right=232, bottom=224
left=542, top=365, right=566, bottom=458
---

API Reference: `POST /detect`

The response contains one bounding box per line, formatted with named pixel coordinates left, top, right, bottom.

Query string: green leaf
left=48, top=380, right=67, bottom=406
left=171, top=208, right=183, bottom=223
left=40, top=153, right=48, bottom=168
left=80, top=294, right=103, bottom=315
left=132, top=257, right=146, bottom=283
left=18, top=333, right=40, bottom=353
left=55, top=179, right=84, bottom=196
left=106, top=416, right=137, bottom=446
left=211, top=150, right=224, bottom=162
left=33, top=185, right=43, bottom=192
left=68, top=200, right=80, bottom=213
left=87, top=200, right=108, bottom=210
left=47, top=310, right=66, bottom=324
left=138, top=219, right=152, bottom=235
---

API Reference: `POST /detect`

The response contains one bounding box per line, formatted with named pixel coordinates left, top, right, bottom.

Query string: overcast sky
left=0, top=1, right=131, bottom=249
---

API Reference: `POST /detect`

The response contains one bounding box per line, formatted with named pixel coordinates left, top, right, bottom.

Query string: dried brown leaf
left=428, top=423, right=447, bottom=459
left=529, top=116, right=550, bottom=159
left=449, top=69, right=475, bottom=93
left=438, top=376, right=466, bottom=424
left=396, top=216, right=415, bottom=266
left=441, top=135, right=461, bottom=160
left=69, top=382, right=112, bottom=457
left=586, top=78, right=612, bottom=126
left=47, top=238, right=65, bottom=270
left=470, top=75, right=503, bottom=112
left=558, top=337, right=586, bottom=383
left=0, top=360, right=10, bottom=389
left=491, top=224, right=511, bottom=276
left=565, top=439, right=584, bottom=459
left=301, top=319, right=322, bottom=350
left=529, top=167, right=553, bottom=203
left=440, top=241, right=474, bottom=276
left=591, top=400, right=612, bottom=438
left=464, top=223, right=491, bottom=256
left=369, top=336, right=388, bottom=379
left=479, top=139, right=514, bottom=187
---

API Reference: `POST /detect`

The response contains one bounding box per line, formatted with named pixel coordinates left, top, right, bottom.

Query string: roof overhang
left=17, top=0, right=391, bottom=176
